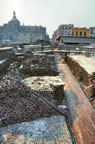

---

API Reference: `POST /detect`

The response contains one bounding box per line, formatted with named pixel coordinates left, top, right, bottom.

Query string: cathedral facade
left=0, top=12, right=49, bottom=45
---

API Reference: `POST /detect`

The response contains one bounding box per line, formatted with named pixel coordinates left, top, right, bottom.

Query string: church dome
left=8, top=11, right=20, bottom=26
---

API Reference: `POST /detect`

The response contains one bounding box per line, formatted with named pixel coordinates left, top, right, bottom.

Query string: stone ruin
left=0, top=49, right=16, bottom=78
left=66, top=56, right=95, bottom=108
left=0, top=50, right=65, bottom=128
left=20, top=54, right=58, bottom=76
left=0, top=74, right=64, bottom=127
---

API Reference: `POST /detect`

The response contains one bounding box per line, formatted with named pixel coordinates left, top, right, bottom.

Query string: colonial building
left=0, top=12, right=49, bottom=44
left=72, top=27, right=90, bottom=38
left=90, top=27, right=95, bottom=38
left=52, top=24, right=94, bottom=41
left=52, top=24, right=95, bottom=44
left=52, top=24, right=73, bottom=40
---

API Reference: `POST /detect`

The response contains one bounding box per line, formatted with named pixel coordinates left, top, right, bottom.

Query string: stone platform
left=66, top=55, right=95, bottom=107
left=70, top=55, right=95, bottom=75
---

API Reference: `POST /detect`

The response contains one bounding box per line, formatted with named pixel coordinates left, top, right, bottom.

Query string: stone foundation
left=66, top=56, right=95, bottom=99
left=20, top=54, right=58, bottom=76
left=0, top=49, right=16, bottom=72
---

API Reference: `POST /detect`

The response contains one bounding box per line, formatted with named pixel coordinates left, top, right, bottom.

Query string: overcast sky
left=0, top=0, right=95, bottom=37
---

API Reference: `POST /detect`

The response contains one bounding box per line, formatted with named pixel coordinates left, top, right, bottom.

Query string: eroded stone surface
left=0, top=116, right=72, bottom=144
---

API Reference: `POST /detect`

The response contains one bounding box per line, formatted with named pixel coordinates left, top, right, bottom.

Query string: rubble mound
left=23, top=50, right=33, bottom=58
left=0, top=75, right=59, bottom=127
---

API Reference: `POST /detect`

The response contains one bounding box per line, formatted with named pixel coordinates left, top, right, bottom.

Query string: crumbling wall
left=0, top=49, right=16, bottom=72
left=66, top=56, right=95, bottom=99
left=0, top=61, right=65, bottom=127
left=20, top=54, right=58, bottom=76
left=0, top=49, right=16, bottom=61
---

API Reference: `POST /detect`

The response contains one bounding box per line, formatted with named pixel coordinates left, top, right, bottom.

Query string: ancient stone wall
left=20, top=54, right=58, bottom=76
left=66, top=56, right=95, bottom=99
left=0, top=76, right=59, bottom=127
left=0, top=49, right=16, bottom=72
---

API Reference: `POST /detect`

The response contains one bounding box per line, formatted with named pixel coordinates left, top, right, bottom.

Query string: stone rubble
left=22, top=76, right=65, bottom=104
left=20, top=54, right=58, bottom=76
left=0, top=75, right=62, bottom=127
left=0, top=50, right=74, bottom=144
left=0, top=49, right=16, bottom=73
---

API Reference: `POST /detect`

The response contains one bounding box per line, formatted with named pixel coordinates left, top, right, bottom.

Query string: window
left=84, top=32, right=86, bottom=37
left=91, top=31, right=93, bottom=34
left=72, top=32, right=74, bottom=36
left=76, top=31, right=78, bottom=37
left=68, top=27, right=71, bottom=30
left=93, top=29, right=95, bottom=33
left=80, top=32, right=82, bottom=37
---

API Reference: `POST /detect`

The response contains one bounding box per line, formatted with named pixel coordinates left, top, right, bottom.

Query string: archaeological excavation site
left=0, top=44, right=95, bottom=144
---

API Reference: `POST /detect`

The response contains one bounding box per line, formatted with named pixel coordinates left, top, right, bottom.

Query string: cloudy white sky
left=0, top=0, right=95, bottom=37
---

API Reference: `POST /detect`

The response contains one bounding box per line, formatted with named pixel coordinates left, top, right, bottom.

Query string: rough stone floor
left=0, top=116, right=72, bottom=144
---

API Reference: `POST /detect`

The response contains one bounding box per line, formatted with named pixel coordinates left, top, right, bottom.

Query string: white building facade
left=0, top=12, right=49, bottom=45
left=52, top=24, right=74, bottom=40
left=90, top=27, right=95, bottom=38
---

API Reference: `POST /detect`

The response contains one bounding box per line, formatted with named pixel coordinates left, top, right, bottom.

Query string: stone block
left=50, top=83, right=65, bottom=101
